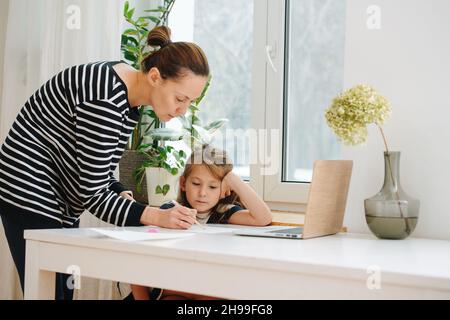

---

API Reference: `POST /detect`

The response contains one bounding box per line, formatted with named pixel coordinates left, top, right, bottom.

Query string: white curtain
left=0, top=0, right=156, bottom=300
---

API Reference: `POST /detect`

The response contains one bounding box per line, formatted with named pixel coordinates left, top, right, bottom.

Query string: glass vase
left=364, top=151, right=420, bottom=240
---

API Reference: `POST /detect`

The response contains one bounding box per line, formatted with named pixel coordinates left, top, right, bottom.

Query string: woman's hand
left=160, top=201, right=197, bottom=229
left=120, top=191, right=135, bottom=201
left=140, top=202, right=197, bottom=229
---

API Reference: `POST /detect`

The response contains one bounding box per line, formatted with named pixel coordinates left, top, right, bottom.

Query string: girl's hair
left=142, top=26, right=210, bottom=79
left=177, top=145, right=243, bottom=215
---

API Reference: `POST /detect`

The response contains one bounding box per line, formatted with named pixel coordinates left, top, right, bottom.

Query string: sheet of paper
left=91, top=228, right=195, bottom=242
left=187, top=225, right=241, bottom=234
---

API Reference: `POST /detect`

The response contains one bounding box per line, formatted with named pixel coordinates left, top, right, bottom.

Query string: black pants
left=0, top=201, right=79, bottom=300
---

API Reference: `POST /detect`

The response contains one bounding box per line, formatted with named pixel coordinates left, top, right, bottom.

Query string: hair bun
left=161, top=39, right=173, bottom=48
left=147, top=26, right=172, bottom=48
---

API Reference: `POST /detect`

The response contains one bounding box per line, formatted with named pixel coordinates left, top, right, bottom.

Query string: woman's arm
left=221, top=173, right=272, bottom=226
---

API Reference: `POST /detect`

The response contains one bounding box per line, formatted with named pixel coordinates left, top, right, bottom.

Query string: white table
left=24, top=226, right=450, bottom=300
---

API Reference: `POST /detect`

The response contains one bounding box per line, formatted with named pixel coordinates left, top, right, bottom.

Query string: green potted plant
left=118, top=0, right=178, bottom=204
left=135, top=144, right=187, bottom=207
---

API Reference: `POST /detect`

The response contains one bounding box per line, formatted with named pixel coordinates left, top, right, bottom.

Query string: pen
left=171, top=200, right=206, bottom=229
left=193, top=218, right=206, bottom=229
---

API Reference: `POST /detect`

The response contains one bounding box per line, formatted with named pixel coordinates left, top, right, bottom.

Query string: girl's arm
left=221, top=172, right=273, bottom=226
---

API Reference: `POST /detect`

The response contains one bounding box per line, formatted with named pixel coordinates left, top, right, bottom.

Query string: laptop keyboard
left=269, top=227, right=303, bottom=234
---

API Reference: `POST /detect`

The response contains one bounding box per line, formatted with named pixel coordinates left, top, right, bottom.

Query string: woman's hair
left=142, top=26, right=210, bottom=79
left=177, top=145, right=243, bottom=215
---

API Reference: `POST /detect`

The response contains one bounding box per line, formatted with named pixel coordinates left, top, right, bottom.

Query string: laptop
left=233, top=160, right=353, bottom=239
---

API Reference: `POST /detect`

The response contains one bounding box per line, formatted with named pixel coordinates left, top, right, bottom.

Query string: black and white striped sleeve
left=75, top=99, right=145, bottom=226
left=108, top=172, right=130, bottom=195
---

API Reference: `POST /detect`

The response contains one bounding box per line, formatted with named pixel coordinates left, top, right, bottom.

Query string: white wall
left=343, top=0, right=450, bottom=240
left=170, top=0, right=195, bottom=41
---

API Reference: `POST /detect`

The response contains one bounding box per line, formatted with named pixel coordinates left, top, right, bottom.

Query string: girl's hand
left=220, top=172, right=239, bottom=199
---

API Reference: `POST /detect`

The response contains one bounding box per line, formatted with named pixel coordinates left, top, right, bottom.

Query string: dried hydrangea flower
left=325, top=85, right=391, bottom=145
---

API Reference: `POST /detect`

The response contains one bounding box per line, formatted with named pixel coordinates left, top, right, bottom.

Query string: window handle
left=265, top=44, right=278, bottom=73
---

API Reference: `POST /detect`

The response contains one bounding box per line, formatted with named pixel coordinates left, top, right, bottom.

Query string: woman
left=0, top=26, right=208, bottom=300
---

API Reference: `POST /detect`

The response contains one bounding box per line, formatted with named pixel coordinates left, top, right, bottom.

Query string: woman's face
left=147, top=69, right=207, bottom=122
left=180, top=165, right=223, bottom=214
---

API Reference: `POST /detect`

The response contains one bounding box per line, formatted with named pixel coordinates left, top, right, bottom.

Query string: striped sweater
left=0, top=61, right=147, bottom=227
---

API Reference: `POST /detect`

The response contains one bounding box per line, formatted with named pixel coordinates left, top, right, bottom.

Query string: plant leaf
left=141, top=109, right=157, bottom=119
left=126, top=8, right=135, bottom=20
left=122, top=36, right=139, bottom=48
left=149, top=128, right=185, bottom=141
left=123, top=28, right=139, bottom=36
left=205, top=119, right=229, bottom=134
left=147, top=16, right=161, bottom=25
left=144, top=8, right=167, bottom=13
left=123, top=45, right=140, bottom=54
left=189, top=104, right=200, bottom=113
left=177, top=115, right=191, bottom=129
left=124, top=1, right=129, bottom=17
left=162, top=184, right=170, bottom=196
left=192, top=125, right=212, bottom=144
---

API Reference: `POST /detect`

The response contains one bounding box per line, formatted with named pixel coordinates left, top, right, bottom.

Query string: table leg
left=24, top=240, right=55, bottom=300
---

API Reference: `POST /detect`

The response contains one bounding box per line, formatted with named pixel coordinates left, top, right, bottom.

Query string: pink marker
left=147, top=228, right=159, bottom=233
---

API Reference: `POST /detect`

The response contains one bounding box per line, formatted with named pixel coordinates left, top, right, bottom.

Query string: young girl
left=131, top=145, right=273, bottom=300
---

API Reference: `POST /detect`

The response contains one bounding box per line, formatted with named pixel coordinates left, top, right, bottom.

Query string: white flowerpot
left=145, top=167, right=180, bottom=207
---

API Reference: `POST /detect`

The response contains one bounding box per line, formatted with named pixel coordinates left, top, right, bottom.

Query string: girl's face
left=147, top=69, right=207, bottom=122
left=180, top=165, right=223, bottom=213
